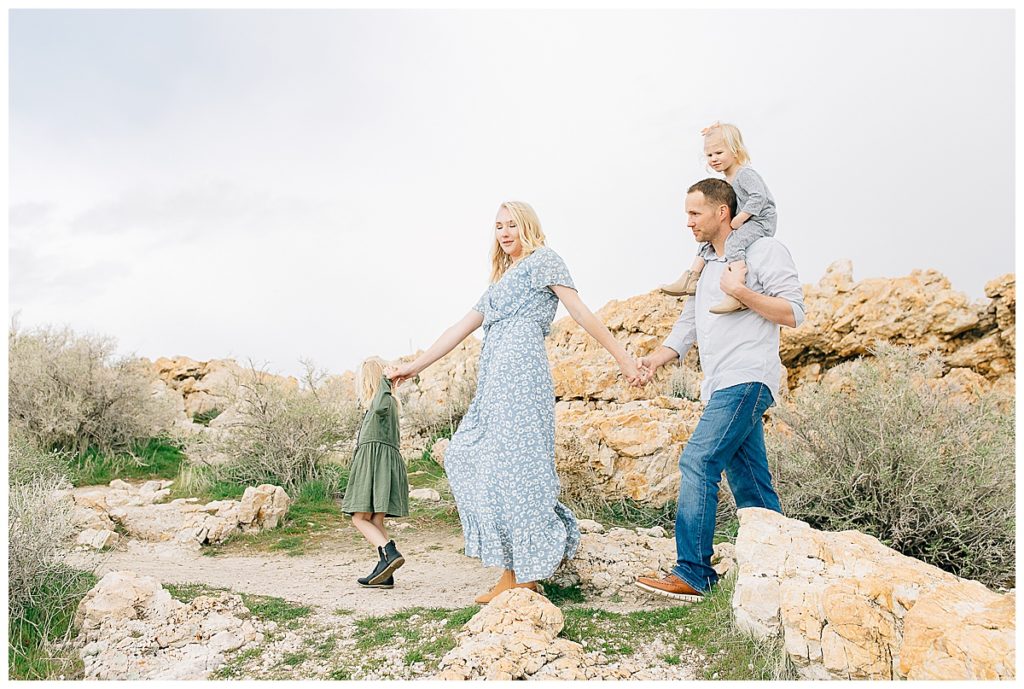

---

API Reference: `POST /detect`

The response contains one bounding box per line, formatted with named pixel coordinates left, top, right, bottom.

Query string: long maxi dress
left=444, top=246, right=581, bottom=583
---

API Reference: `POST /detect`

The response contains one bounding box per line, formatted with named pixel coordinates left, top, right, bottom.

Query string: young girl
left=660, top=121, right=778, bottom=314
left=341, top=356, right=408, bottom=589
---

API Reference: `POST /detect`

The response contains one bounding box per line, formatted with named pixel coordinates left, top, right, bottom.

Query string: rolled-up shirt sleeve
left=663, top=292, right=697, bottom=357
left=756, top=241, right=805, bottom=327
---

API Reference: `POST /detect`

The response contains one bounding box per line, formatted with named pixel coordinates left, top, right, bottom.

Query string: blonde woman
left=660, top=121, right=778, bottom=313
left=388, top=201, right=641, bottom=603
left=341, top=356, right=408, bottom=589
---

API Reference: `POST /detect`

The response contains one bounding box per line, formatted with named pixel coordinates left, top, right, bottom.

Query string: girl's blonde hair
left=702, top=121, right=751, bottom=167
left=489, top=201, right=547, bottom=283
left=357, top=356, right=401, bottom=412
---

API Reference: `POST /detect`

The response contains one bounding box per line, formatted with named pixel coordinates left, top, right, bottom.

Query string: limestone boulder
left=435, top=587, right=590, bottom=680
left=75, top=570, right=262, bottom=680
left=732, top=507, right=1015, bottom=680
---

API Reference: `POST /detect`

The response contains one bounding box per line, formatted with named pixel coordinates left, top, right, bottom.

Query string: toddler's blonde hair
left=490, top=201, right=547, bottom=283
left=702, top=121, right=751, bottom=167
left=357, top=356, right=401, bottom=413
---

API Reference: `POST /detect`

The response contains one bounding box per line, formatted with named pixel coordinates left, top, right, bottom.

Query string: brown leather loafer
left=635, top=573, right=704, bottom=602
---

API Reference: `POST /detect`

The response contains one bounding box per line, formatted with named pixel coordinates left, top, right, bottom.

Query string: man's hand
left=720, top=262, right=748, bottom=298
left=637, top=355, right=658, bottom=385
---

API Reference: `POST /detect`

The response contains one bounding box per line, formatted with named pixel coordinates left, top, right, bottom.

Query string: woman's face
left=495, top=206, right=523, bottom=259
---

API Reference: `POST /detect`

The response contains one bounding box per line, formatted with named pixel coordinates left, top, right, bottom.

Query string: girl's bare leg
left=370, top=513, right=390, bottom=542
left=351, top=512, right=389, bottom=548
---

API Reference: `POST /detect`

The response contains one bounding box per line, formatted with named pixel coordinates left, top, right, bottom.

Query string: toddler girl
left=661, top=121, right=777, bottom=314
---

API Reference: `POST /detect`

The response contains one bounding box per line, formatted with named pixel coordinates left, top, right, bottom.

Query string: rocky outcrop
left=66, top=481, right=290, bottom=548
left=555, top=396, right=702, bottom=507
left=781, top=262, right=1014, bottom=388
left=152, top=357, right=298, bottom=419
left=550, top=519, right=734, bottom=597
left=75, top=570, right=264, bottom=680
left=731, top=507, right=1015, bottom=680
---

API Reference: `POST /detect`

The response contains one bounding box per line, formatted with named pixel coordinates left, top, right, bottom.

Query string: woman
left=387, top=201, right=641, bottom=603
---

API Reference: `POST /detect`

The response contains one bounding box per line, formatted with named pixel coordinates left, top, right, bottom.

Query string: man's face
left=685, top=191, right=724, bottom=243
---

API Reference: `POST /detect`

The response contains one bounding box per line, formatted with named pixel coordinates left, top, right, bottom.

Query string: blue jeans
left=673, top=382, right=782, bottom=592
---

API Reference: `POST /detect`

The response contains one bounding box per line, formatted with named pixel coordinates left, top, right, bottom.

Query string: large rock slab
left=732, top=507, right=1015, bottom=680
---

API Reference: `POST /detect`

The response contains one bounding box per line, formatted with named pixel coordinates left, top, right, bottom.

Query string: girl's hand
left=385, top=362, right=418, bottom=387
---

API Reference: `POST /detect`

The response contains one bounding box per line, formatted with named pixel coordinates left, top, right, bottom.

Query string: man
left=635, top=178, right=805, bottom=601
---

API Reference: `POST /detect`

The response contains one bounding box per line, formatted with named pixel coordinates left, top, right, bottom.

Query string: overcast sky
left=9, top=9, right=1015, bottom=378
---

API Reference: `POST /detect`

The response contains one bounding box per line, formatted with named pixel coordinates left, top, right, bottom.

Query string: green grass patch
left=542, top=581, right=586, bottom=606
left=9, top=567, right=98, bottom=680
left=557, top=576, right=794, bottom=680
left=239, top=593, right=312, bottom=625
left=350, top=605, right=479, bottom=668
left=164, top=581, right=229, bottom=602
left=211, top=646, right=263, bottom=679
left=165, top=583, right=311, bottom=628
left=69, top=437, right=185, bottom=487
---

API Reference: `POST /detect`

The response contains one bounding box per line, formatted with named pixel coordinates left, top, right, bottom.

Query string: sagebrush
left=188, top=361, right=361, bottom=493
left=9, top=322, right=177, bottom=456
left=8, top=433, right=96, bottom=679
left=768, top=343, right=1015, bottom=586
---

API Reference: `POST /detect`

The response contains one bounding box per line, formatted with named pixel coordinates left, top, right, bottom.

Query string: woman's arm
left=550, top=285, right=640, bottom=383
left=387, top=310, right=484, bottom=386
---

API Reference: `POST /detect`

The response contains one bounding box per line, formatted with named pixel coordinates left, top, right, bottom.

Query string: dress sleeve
left=530, top=248, right=576, bottom=292
left=472, top=287, right=489, bottom=314
left=374, top=376, right=394, bottom=417
left=735, top=167, right=769, bottom=217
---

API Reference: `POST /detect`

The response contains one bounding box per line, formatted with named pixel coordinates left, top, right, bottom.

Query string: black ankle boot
left=368, top=540, right=405, bottom=585
left=357, top=549, right=389, bottom=586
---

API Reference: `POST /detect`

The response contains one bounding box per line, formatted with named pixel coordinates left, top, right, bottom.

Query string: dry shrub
left=768, top=343, right=1015, bottom=586
left=8, top=431, right=96, bottom=679
left=400, top=375, right=476, bottom=440
left=190, top=361, right=362, bottom=493
left=8, top=322, right=177, bottom=456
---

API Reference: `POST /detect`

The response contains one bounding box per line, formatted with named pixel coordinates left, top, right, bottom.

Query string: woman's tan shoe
left=659, top=270, right=699, bottom=296
left=474, top=570, right=540, bottom=604
left=708, top=294, right=748, bottom=314
left=474, top=569, right=515, bottom=604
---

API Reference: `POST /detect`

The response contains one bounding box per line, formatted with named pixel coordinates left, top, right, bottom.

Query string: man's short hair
left=687, top=178, right=737, bottom=218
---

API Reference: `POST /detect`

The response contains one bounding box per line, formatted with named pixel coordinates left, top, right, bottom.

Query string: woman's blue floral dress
left=444, top=246, right=581, bottom=583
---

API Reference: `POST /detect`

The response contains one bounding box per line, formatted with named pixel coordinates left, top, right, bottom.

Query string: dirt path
left=72, top=524, right=678, bottom=617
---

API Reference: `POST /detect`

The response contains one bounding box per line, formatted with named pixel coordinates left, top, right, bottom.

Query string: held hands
left=636, top=355, right=658, bottom=386
left=385, top=362, right=418, bottom=387
left=619, top=356, right=643, bottom=387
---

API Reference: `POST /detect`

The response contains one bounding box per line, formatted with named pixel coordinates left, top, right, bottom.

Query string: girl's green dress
left=341, top=376, right=409, bottom=517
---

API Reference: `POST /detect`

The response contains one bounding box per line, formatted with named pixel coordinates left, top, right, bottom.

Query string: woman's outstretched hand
left=385, top=362, right=418, bottom=387
left=619, top=357, right=643, bottom=387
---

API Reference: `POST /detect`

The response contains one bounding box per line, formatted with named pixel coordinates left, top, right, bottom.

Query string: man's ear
left=717, top=204, right=729, bottom=222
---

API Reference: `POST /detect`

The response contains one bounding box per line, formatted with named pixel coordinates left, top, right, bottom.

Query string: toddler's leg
left=660, top=247, right=709, bottom=296
left=709, top=223, right=770, bottom=314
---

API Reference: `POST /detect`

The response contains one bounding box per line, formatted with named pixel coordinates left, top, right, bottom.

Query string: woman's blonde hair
left=489, top=201, right=547, bottom=283
left=702, top=121, right=751, bottom=167
left=357, top=356, right=401, bottom=412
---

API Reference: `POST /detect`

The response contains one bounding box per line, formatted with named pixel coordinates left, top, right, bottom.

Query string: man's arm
left=640, top=293, right=696, bottom=381
left=721, top=241, right=805, bottom=328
